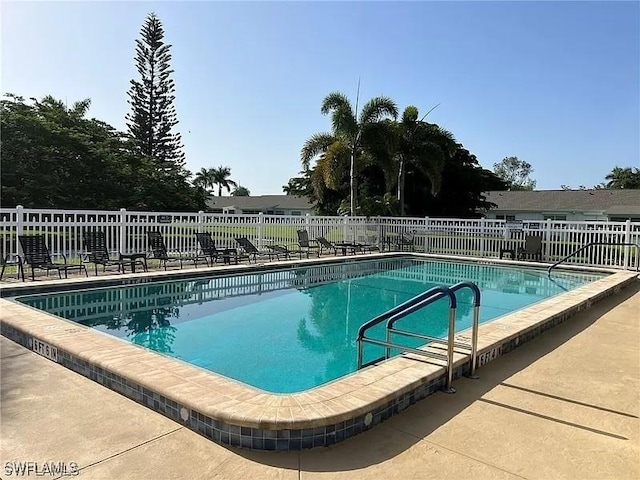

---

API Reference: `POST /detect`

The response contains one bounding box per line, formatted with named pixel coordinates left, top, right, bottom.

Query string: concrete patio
left=1, top=280, right=638, bottom=479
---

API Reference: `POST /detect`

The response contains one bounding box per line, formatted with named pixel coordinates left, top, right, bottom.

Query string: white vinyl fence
left=1, top=206, right=639, bottom=271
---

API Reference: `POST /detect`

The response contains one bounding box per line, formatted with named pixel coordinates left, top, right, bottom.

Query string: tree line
left=1, top=13, right=241, bottom=211
left=284, top=92, right=509, bottom=217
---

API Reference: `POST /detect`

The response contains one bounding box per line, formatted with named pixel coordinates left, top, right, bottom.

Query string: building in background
left=206, top=195, right=314, bottom=216
left=484, top=190, right=640, bottom=222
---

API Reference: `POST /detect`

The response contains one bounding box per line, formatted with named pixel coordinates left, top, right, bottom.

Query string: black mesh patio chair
left=196, top=232, right=242, bottom=265
left=18, top=235, right=88, bottom=281
left=317, top=237, right=360, bottom=256
left=0, top=243, right=24, bottom=282
left=82, top=230, right=146, bottom=275
left=235, top=237, right=281, bottom=263
left=316, top=237, right=337, bottom=256
left=146, top=231, right=198, bottom=270
left=392, top=231, right=415, bottom=252
left=517, top=234, right=543, bottom=261
left=297, top=229, right=320, bottom=258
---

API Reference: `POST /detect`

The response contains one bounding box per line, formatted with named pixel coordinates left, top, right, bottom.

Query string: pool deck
left=1, top=278, right=638, bottom=478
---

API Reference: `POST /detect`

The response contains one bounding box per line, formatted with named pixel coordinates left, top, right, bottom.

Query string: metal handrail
left=385, top=281, right=482, bottom=387
left=547, top=242, right=640, bottom=275
left=356, top=282, right=481, bottom=393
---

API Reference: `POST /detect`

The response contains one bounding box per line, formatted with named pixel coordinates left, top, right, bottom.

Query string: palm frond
left=359, top=97, right=398, bottom=125
left=300, top=132, right=337, bottom=169
left=320, top=92, right=352, bottom=116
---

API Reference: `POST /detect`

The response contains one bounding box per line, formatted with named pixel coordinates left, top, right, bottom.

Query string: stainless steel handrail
left=547, top=242, right=640, bottom=275
left=356, top=286, right=456, bottom=387
left=356, top=282, right=481, bottom=394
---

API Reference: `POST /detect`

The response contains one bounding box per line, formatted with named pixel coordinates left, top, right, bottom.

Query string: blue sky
left=3, top=1, right=639, bottom=195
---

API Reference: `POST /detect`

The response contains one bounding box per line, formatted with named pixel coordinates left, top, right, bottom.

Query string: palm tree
left=605, top=167, right=640, bottom=189
left=394, top=106, right=458, bottom=215
left=193, top=168, right=215, bottom=193
left=210, top=166, right=237, bottom=196
left=301, top=92, right=398, bottom=215
left=231, top=185, right=250, bottom=196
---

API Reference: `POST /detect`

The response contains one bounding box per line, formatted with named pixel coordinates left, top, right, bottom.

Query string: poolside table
left=119, top=252, right=148, bottom=273
left=334, top=242, right=360, bottom=255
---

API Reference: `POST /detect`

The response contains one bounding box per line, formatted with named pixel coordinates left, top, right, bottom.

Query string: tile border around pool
left=0, top=254, right=638, bottom=451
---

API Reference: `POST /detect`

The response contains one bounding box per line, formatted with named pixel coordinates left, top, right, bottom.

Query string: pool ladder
left=356, top=282, right=481, bottom=394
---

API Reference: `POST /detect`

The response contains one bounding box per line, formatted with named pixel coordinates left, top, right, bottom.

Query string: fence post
left=197, top=210, right=204, bottom=232
left=545, top=219, right=552, bottom=262
left=422, top=216, right=429, bottom=253
left=15, top=205, right=24, bottom=256
left=119, top=208, right=127, bottom=254
left=623, top=219, right=631, bottom=270
left=480, top=217, right=486, bottom=257
left=343, top=216, right=349, bottom=242
left=257, top=212, right=264, bottom=249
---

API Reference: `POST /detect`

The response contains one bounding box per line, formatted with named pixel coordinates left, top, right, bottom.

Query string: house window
left=266, top=210, right=274, bottom=215
left=291, top=211, right=302, bottom=216
left=496, top=215, right=516, bottom=221
left=274, top=210, right=285, bottom=215
left=543, top=215, right=566, bottom=221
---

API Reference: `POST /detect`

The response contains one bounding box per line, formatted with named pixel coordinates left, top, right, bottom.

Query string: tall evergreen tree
left=126, top=12, right=184, bottom=169
left=125, top=13, right=204, bottom=211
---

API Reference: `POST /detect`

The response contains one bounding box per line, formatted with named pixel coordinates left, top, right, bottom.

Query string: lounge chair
left=316, top=237, right=337, bottom=256
left=317, top=237, right=359, bottom=256
left=196, top=232, right=242, bottom=265
left=18, top=235, right=88, bottom=281
left=146, top=231, right=198, bottom=270
left=235, top=237, right=281, bottom=263
left=83, top=230, right=146, bottom=275
left=392, top=231, right=415, bottom=252
left=297, top=229, right=320, bottom=258
left=517, top=234, right=543, bottom=261
left=0, top=244, right=24, bottom=282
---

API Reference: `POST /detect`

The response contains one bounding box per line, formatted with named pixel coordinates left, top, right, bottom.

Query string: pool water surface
left=17, top=258, right=604, bottom=392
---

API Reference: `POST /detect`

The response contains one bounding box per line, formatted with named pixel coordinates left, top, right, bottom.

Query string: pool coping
left=1, top=253, right=638, bottom=450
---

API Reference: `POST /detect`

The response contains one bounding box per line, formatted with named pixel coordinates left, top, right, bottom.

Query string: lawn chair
left=235, top=237, right=281, bottom=263
left=517, top=234, right=543, bottom=261
left=146, top=231, right=198, bottom=270
left=317, top=237, right=359, bottom=256
left=297, top=229, right=320, bottom=257
left=316, top=237, right=338, bottom=256
left=392, top=231, right=415, bottom=252
left=196, top=232, right=241, bottom=265
left=18, top=235, right=88, bottom=281
left=82, top=230, right=146, bottom=275
left=0, top=243, right=24, bottom=282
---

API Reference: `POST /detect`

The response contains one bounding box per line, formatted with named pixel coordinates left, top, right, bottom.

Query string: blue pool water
left=18, top=258, right=603, bottom=393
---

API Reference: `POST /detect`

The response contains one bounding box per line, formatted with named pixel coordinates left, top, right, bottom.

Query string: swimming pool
left=17, top=257, right=604, bottom=393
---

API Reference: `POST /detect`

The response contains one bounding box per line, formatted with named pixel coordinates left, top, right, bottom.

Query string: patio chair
left=146, top=231, right=198, bottom=270
left=317, top=237, right=359, bottom=256
left=82, top=230, right=146, bottom=275
left=517, top=234, right=543, bottom=261
left=18, top=235, right=88, bottom=281
left=392, top=231, right=415, bottom=252
left=0, top=243, right=24, bottom=282
left=196, top=232, right=241, bottom=265
left=297, top=229, right=320, bottom=258
left=234, top=237, right=281, bottom=263
left=316, top=237, right=338, bottom=256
